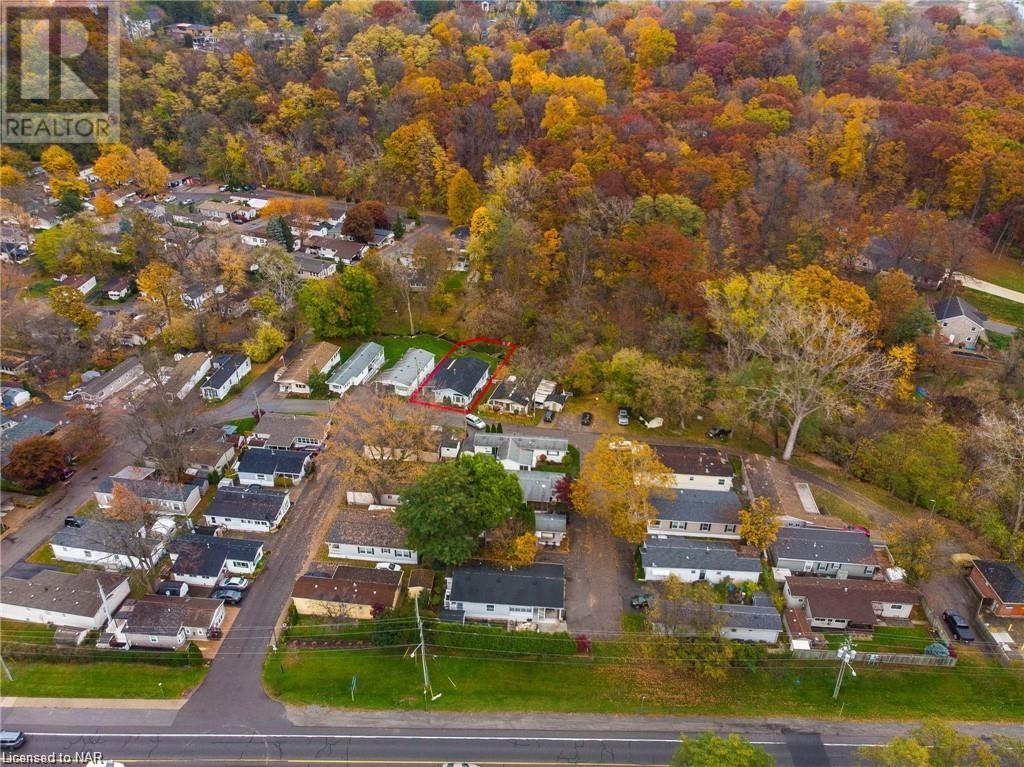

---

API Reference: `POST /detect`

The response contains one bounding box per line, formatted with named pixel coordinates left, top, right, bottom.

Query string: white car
left=465, top=413, right=486, bottom=430
left=221, top=577, right=250, bottom=591
left=375, top=562, right=402, bottom=572
left=63, top=388, right=81, bottom=401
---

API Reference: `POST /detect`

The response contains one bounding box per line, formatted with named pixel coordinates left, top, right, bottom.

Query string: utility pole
left=0, top=655, right=12, bottom=682
left=413, top=598, right=440, bottom=707
left=833, top=635, right=857, bottom=700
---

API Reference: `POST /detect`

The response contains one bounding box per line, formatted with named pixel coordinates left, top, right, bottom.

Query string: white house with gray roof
left=375, top=348, right=435, bottom=397
left=425, top=357, right=490, bottom=407
left=444, top=562, right=565, bottom=626
left=203, top=485, right=291, bottom=532
left=658, top=592, right=782, bottom=644
left=469, top=433, right=569, bottom=471
left=95, top=477, right=203, bottom=516
left=79, top=357, right=143, bottom=405
left=200, top=354, right=251, bottom=401
left=327, top=342, right=385, bottom=396
left=49, top=518, right=165, bottom=570
left=640, top=538, right=761, bottom=584
left=771, top=526, right=879, bottom=579
left=647, top=489, right=742, bottom=540
left=933, top=296, right=987, bottom=348
left=0, top=570, right=130, bottom=630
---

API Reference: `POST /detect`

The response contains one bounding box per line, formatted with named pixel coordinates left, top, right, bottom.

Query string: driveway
left=552, top=514, right=635, bottom=637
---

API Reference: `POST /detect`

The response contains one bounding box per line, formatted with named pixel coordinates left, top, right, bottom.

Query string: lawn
left=225, top=416, right=256, bottom=434
left=370, top=334, right=506, bottom=370
left=24, top=541, right=88, bottom=574
left=3, top=661, right=207, bottom=698
left=264, top=647, right=1024, bottom=720
left=810, top=486, right=873, bottom=528
left=966, top=252, right=1024, bottom=293
left=823, top=625, right=936, bottom=654
left=1, top=620, right=55, bottom=645
left=961, top=288, right=1024, bottom=327
left=25, top=278, right=57, bottom=298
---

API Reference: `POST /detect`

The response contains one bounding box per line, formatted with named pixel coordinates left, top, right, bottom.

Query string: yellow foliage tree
left=738, top=496, right=781, bottom=554
left=93, top=192, right=117, bottom=217
left=572, top=437, right=673, bottom=544
left=888, top=343, right=916, bottom=400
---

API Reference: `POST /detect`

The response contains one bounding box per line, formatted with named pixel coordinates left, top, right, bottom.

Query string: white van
left=465, top=413, right=486, bottom=430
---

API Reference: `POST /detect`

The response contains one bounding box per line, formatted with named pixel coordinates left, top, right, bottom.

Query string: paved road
left=985, top=319, right=1018, bottom=336
left=955, top=273, right=1024, bottom=304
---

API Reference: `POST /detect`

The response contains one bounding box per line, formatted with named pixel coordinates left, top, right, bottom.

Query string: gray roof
left=206, top=485, right=288, bottom=523
left=50, top=518, right=158, bottom=557
left=97, top=476, right=200, bottom=503
left=772, top=526, right=876, bottom=566
left=1, top=570, right=127, bottom=617
left=168, top=534, right=263, bottom=578
left=488, top=378, right=531, bottom=407
left=1, top=416, right=58, bottom=464
left=933, top=296, right=986, bottom=325
left=514, top=470, right=563, bottom=504
left=254, top=413, right=330, bottom=448
left=534, top=513, right=566, bottom=534
left=680, top=600, right=782, bottom=633
left=203, top=354, right=249, bottom=391
left=235, top=447, right=310, bottom=476
left=641, top=538, right=761, bottom=573
left=377, top=348, right=435, bottom=390
left=428, top=357, right=489, bottom=397
left=974, top=560, right=1024, bottom=605
left=448, top=562, right=564, bottom=610
left=79, top=357, right=141, bottom=396
left=327, top=342, right=384, bottom=389
left=652, top=445, right=733, bottom=479
left=472, top=433, right=569, bottom=467
left=115, top=597, right=184, bottom=635
left=294, top=254, right=334, bottom=275
left=328, top=507, right=407, bottom=549
left=651, top=489, right=742, bottom=525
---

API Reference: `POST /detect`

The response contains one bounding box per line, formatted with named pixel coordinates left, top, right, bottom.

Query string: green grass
left=1, top=620, right=56, bottom=645
left=823, top=625, right=936, bottom=654
left=264, top=648, right=1024, bottom=720
left=3, top=661, right=207, bottom=698
left=225, top=416, right=256, bottom=434
left=961, top=288, right=1024, bottom=327
left=24, top=542, right=89, bottom=573
left=368, top=334, right=504, bottom=370
left=967, top=252, right=1024, bottom=293
left=986, top=330, right=1011, bottom=351
left=810, top=486, right=873, bottom=528
left=25, top=278, right=57, bottom=298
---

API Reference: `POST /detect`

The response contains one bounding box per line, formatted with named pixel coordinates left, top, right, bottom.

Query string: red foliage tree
left=4, top=435, right=66, bottom=490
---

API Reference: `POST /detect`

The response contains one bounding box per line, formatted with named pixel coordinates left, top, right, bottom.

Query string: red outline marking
left=408, top=337, right=517, bottom=414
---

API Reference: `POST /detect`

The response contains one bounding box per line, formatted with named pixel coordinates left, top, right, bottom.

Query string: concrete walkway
left=0, top=697, right=185, bottom=709
left=955, top=273, right=1024, bottom=304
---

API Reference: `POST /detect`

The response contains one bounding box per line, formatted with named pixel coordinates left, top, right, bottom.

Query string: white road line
left=23, top=732, right=884, bottom=747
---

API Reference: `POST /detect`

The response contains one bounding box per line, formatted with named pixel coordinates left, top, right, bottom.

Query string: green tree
left=266, top=215, right=295, bottom=251
left=857, top=721, right=1014, bottom=767
left=299, top=268, right=379, bottom=339
left=672, top=733, right=775, bottom=767
left=395, top=453, right=526, bottom=566
left=602, top=348, right=647, bottom=409
left=48, top=286, right=98, bottom=333
left=392, top=214, right=406, bottom=240
left=630, top=194, right=704, bottom=235
left=57, top=189, right=84, bottom=218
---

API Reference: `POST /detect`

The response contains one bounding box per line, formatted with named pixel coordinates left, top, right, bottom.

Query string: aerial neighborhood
left=0, top=0, right=1023, bottom=762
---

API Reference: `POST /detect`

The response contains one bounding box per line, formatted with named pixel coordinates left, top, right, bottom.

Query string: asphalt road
left=3, top=725, right=880, bottom=767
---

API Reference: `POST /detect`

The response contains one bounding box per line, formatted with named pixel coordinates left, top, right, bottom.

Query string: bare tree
left=735, top=302, right=897, bottom=460
left=329, top=390, right=436, bottom=502
left=126, top=351, right=199, bottom=480
left=92, top=484, right=163, bottom=591
left=977, top=404, right=1024, bottom=535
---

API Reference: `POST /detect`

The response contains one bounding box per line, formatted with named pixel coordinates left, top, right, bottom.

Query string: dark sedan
left=943, top=610, right=975, bottom=642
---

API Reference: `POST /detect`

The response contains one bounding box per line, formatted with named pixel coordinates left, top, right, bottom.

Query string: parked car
left=543, top=410, right=556, bottom=423
left=465, top=413, right=486, bottom=430
left=943, top=610, right=975, bottom=642
left=846, top=524, right=871, bottom=537
left=630, top=593, right=653, bottom=609
left=580, top=411, right=593, bottom=426
left=617, top=408, right=629, bottom=426
left=706, top=426, right=732, bottom=440
left=0, top=730, right=25, bottom=750
left=211, top=588, right=244, bottom=605
left=375, top=562, right=402, bottom=572
left=64, top=515, right=83, bottom=528
left=221, top=577, right=250, bottom=591
left=305, top=571, right=331, bottom=578
left=62, top=388, right=81, bottom=401
left=59, top=467, right=76, bottom=481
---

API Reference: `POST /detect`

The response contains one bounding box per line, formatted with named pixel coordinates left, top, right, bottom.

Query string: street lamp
left=833, top=636, right=857, bottom=700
